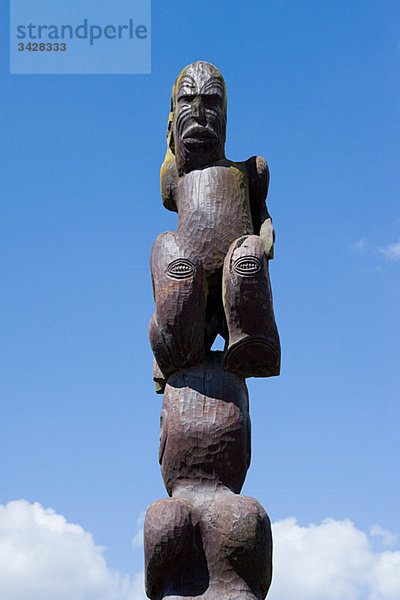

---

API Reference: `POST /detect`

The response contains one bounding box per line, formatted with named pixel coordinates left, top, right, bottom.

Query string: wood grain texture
left=159, top=352, right=250, bottom=496
left=222, top=235, right=280, bottom=377
left=144, top=491, right=272, bottom=600
left=144, top=354, right=272, bottom=600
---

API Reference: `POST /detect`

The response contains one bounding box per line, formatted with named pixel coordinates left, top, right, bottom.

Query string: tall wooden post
left=144, top=61, right=280, bottom=600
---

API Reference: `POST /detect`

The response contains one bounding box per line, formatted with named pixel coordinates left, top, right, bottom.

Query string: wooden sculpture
left=144, top=61, right=280, bottom=600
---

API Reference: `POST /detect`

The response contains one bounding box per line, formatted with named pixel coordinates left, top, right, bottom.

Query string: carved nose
left=192, top=97, right=205, bottom=122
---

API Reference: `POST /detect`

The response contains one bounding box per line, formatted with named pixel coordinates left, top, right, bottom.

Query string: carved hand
left=259, top=217, right=275, bottom=260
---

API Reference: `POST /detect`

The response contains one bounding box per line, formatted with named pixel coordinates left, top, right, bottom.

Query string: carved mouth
left=182, top=126, right=218, bottom=144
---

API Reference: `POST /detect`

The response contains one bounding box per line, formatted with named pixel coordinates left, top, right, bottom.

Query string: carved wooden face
left=172, top=62, right=227, bottom=174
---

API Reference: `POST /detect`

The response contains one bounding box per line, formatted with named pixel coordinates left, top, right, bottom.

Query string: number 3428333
left=18, top=42, right=66, bottom=51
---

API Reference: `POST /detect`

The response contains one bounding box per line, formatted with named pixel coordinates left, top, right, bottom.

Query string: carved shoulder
left=160, top=150, right=179, bottom=213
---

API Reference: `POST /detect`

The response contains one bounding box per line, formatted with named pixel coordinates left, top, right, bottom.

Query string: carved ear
left=160, top=149, right=178, bottom=213
left=161, top=93, right=178, bottom=212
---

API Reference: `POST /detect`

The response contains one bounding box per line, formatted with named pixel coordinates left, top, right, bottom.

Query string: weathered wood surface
left=144, top=354, right=272, bottom=600
left=145, top=61, right=280, bottom=600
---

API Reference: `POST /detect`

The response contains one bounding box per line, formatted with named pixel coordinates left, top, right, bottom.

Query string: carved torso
left=159, top=354, right=251, bottom=497
left=175, top=161, right=254, bottom=276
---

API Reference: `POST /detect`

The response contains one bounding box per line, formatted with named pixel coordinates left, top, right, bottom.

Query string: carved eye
left=166, top=259, right=195, bottom=279
left=177, top=94, right=194, bottom=104
left=233, top=256, right=262, bottom=277
left=203, top=93, right=221, bottom=107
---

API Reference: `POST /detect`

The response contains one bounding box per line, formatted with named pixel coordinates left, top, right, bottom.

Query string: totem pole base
left=144, top=353, right=272, bottom=600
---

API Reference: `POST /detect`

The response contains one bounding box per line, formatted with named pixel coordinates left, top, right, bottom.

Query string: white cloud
left=130, top=571, right=146, bottom=600
left=1, top=501, right=400, bottom=600
left=270, top=517, right=400, bottom=600
left=131, top=511, right=145, bottom=549
left=379, top=239, right=400, bottom=260
left=352, top=236, right=400, bottom=262
left=370, top=524, right=398, bottom=548
left=0, top=499, right=146, bottom=600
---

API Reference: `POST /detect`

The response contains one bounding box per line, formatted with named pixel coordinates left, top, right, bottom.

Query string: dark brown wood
left=145, top=61, right=280, bottom=600
left=150, top=62, right=280, bottom=385
left=144, top=354, right=272, bottom=600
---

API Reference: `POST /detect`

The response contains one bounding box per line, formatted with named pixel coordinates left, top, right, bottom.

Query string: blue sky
left=1, top=2, right=399, bottom=599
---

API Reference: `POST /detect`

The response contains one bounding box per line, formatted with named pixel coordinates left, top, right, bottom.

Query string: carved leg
left=222, top=235, right=280, bottom=377
left=199, top=493, right=272, bottom=600
left=144, top=497, right=208, bottom=600
left=149, top=231, right=206, bottom=379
